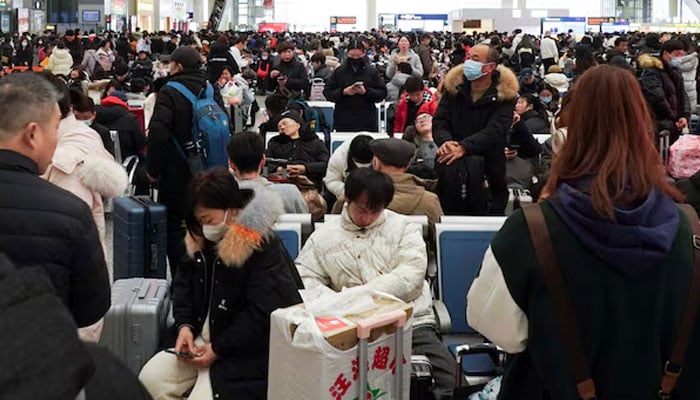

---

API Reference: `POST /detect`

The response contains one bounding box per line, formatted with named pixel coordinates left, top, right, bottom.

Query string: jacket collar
left=340, top=204, right=388, bottom=234
left=443, top=63, right=519, bottom=103
left=185, top=187, right=285, bottom=267
left=0, top=149, right=38, bottom=175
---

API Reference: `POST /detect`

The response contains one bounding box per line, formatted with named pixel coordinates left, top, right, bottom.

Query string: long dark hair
left=184, top=168, right=254, bottom=237
left=543, top=65, right=683, bottom=219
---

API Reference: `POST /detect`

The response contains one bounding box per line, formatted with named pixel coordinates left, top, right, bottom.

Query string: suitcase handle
left=137, top=282, right=151, bottom=300
left=356, top=309, right=407, bottom=339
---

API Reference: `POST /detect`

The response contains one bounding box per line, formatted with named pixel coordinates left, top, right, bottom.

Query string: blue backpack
left=166, top=81, right=231, bottom=172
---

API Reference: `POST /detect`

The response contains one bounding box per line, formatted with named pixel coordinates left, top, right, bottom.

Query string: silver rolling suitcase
left=99, top=278, right=170, bottom=375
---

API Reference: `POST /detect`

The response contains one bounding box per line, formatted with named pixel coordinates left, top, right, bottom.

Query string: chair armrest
left=432, top=299, right=451, bottom=334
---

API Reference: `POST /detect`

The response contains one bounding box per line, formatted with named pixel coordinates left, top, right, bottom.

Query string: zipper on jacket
left=206, top=256, right=220, bottom=320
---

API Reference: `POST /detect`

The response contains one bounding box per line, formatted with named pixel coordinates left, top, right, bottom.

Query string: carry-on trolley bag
left=99, top=278, right=170, bottom=375
left=357, top=310, right=407, bottom=400
left=410, top=355, right=435, bottom=400
left=112, top=196, right=167, bottom=280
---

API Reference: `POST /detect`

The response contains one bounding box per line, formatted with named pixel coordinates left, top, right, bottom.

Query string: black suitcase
left=411, top=355, right=435, bottom=400
left=113, top=196, right=167, bottom=281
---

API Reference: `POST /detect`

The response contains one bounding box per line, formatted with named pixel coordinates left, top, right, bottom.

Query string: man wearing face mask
left=638, top=39, right=690, bottom=144
left=148, top=45, right=225, bottom=277
left=324, top=40, right=388, bottom=132
left=433, top=44, right=518, bottom=215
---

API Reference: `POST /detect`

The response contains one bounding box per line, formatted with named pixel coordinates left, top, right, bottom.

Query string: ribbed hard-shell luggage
left=112, top=196, right=167, bottom=280
left=411, top=355, right=436, bottom=400
left=99, top=278, right=170, bottom=375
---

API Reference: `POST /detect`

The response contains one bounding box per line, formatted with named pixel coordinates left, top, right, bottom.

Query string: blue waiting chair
left=273, top=222, right=302, bottom=260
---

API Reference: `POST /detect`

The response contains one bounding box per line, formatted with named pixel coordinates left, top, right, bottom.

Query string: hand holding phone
left=165, top=349, right=197, bottom=359
left=352, top=81, right=364, bottom=87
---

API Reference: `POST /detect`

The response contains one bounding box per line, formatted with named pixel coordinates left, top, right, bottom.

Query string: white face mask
left=202, top=210, right=229, bottom=242
left=354, top=161, right=372, bottom=169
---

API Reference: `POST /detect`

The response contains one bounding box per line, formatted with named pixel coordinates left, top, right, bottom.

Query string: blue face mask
left=670, top=57, right=682, bottom=68
left=540, top=96, right=552, bottom=104
left=463, top=59, right=488, bottom=81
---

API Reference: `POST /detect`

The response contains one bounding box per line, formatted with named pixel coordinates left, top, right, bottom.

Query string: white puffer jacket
left=296, top=207, right=435, bottom=327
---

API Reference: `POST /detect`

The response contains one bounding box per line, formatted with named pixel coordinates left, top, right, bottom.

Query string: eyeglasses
left=416, top=115, right=432, bottom=123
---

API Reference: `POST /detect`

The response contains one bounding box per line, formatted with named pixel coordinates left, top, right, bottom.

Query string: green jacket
left=467, top=202, right=700, bottom=399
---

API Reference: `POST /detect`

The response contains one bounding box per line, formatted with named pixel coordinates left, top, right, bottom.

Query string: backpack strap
left=204, top=82, right=214, bottom=99
left=522, top=204, right=597, bottom=400
left=659, top=205, right=700, bottom=399
left=166, top=81, right=198, bottom=106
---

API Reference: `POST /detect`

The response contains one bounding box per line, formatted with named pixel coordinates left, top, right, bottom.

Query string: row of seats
left=263, top=130, right=401, bottom=153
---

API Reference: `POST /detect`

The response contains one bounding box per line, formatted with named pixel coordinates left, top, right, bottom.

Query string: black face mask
left=349, top=57, right=364, bottom=69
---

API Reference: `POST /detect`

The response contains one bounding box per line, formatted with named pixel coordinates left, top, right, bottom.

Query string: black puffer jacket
left=266, top=56, right=310, bottom=94
left=323, top=57, right=387, bottom=131
left=96, top=96, right=146, bottom=159
left=207, top=42, right=240, bottom=84
left=173, top=189, right=303, bottom=400
left=266, top=130, right=329, bottom=187
left=147, top=69, right=225, bottom=193
left=0, top=150, right=110, bottom=328
left=638, top=53, right=691, bottom=138
left=433, top=64, right=519, bottom=215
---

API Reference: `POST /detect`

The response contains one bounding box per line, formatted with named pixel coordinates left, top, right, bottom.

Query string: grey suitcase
left=99, top=278, right=170, bottom=375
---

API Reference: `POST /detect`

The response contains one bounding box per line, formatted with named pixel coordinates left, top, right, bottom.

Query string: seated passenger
left=297, top=168, right=455, bottom=400
left=332, top=139, right=443, bottom=224
left=323, top=134, right=374, bottom=199
left=402, top=111, right=438, bottom=171
left=227, top=131, right=308, bottom=214
left=139, top=168, right=303, bottom=400
left=266, top=110, right=329, bottom=190
left=394, top=76, right=438, bottom=134
left=467, top=65, right=700, bottom=398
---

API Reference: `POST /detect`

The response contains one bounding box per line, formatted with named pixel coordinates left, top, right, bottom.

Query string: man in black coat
left=96, top=90, right=147, bottom=159
left=639, top=39, right=691, bottom=144
left=207, top=35, right=240, bottom=84
left=0, top=72, right=110, bottom=329
left=147, top=46, right=226, bottom=276
left=323, top=40, right=387, bottom=132
left=267, top=40, right=310, bottom=96
left=64, top=30, right=83, bottom=67
left=433, top=44, right=519, bottom=215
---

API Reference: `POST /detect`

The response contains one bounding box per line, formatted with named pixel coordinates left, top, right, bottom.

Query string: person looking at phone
left=267, top=40, right=309, bottom=96
left=324, top=40, right=387, bottom=132
left=139, top=168, right=303, bottom=400
left=266, top=110, right=329, bottom=189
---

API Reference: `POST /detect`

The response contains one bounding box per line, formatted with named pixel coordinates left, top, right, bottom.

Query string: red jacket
left=393, top=90, right=437, bottom=134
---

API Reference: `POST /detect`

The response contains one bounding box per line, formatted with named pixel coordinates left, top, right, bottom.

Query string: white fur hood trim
left=75, top=156, right=128, bottom=198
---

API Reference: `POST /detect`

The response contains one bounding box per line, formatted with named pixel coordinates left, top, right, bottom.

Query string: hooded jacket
left=43, top=114, right=128, bottom=249
left=46, top=47, right=74, bottom=76
left=386, top=71, right=411, bottom=101
left=324, top=57, right=388, bottom=132
left=393, top=89, right=437, bottom=134
left=386, top=48, right=424, bottom=79
left=173, top=188, right=303, bottom=399
left=266, top=130, right=330, bottom=188
left=467, top=186, right=700, bottom=399
left=638, top=53, right=691, bottom=133
left=96, top=96, right=147, bottom=160
left=433, top=63, right=519, bottom=214
left=543, top=72, right=570, bottom=94
left=297, top=208, right=435, bottom=327
left=679, top=52, right=698, bottom=111
left=207, top=42, right=240, bottom=84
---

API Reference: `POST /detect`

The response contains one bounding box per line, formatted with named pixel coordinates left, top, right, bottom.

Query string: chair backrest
left=329, top=132, right=389, bottom=154
left=273, top=222, right=302, bottom=259
left=278, top=213, right=313, bottom=240
left=440, top=216, right=508, bottom=226
left=436, top=219, right=506, bottom=334
left=265, top=131, right=325, bottom=149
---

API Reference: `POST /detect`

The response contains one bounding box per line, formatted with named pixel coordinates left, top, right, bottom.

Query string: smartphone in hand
left=165, top=349, right=197, bottom=359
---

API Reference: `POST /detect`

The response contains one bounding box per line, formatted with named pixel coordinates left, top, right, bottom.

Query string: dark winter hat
left=65, top=29, right=75, bottom=36
left=519, top=67, right=533, bottom=79
left=645, top=33, right=662, bottom=51
left=170, top=46, right=202, bottom=69
left=279, top=110, right=305, bottom=127
left=276, top=40, right=295, bottom=53
left=370, top=138, right=416, bottom=168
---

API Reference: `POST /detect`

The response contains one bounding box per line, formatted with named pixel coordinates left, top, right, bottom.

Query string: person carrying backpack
left=148, top=45, right=228, bottom=278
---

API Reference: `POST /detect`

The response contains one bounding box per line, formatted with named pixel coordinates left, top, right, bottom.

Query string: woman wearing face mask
left=386, top=36, right=424, bottom=79
left=253, top=48, right=272, bottom=90
left=15, top=37, right=33, bottom=67
left=139, top=167, right=303, bottom=400
left=539, top=85, right=560, bottom=115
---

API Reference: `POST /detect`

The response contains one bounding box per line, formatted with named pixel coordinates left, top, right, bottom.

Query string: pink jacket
left=43, top=114, right=128, bottom=249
